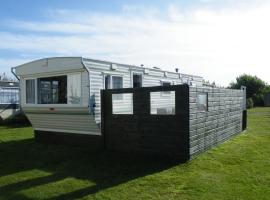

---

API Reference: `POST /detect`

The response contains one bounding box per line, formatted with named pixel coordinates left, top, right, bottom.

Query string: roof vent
left=111, top=63, right=117, bottom=70
left=144, top=68, right=149, bottom=74
left=175, top=68, right=179, bottom=73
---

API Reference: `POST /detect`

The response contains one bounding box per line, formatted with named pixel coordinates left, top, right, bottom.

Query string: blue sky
left=0, top=0, right=269, bottom=85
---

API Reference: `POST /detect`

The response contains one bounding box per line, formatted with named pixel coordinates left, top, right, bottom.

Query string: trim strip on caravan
left=34, top=128, right=101, bottom=135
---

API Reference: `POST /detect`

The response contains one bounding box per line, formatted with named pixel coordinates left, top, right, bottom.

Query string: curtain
left=68, top=73, right=81, bottom=104
left=26, top=79, right=35, bottom=104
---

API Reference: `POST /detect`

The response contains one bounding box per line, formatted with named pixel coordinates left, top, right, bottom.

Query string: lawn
left=0, top=107, right=269, bottom=200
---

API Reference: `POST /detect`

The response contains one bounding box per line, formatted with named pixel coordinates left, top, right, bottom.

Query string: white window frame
left=150, top=91, right=176, bottom=115
left=103, top=73, right=124, bottom=101
left=197, top=92, right=208, bottom=112
left=23, top=72, right=83, bottom=107
left=103, top=73, right=124, bottom=90
left=37, top=75, right=68, bottom=105
left=25, top=78, right=37, bottom=105
left=112, top=93, right=134, bottom=115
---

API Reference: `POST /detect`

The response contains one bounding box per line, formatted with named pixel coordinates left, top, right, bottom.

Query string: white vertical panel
left=67, top=73, right=81, bottom=104
left=81, top=71, right=90, bottom=106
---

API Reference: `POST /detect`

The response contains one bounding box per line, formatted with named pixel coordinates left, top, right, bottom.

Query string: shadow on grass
left=0, top=113, right=31, bottom=129
left=0, top=123, right=31, bottom=129
left=0, top=138, right=178, bottom=200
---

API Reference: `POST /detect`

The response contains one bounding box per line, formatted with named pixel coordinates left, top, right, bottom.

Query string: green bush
left=230, top=74, right=270, bottom=107
left=247, top=98, right=254, bottom=109
left=253, top=93, right=265, bottom=106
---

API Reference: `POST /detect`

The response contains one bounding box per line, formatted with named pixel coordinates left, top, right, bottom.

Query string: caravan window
left=26, top=79, right=35, bottom=104
left=161, top=81, right=171, bottom=95
left=38, top=76, right=67, bottom=104
left=150, top=91, right=175, bottom=115
left=112, top=93, right=133, bottom=114
left=105, top=75, right=111, bottom=89
left=112, top=76, right=123, bottom=100
left=105, top=75, right=123, bottom=89
left=112, top=76, right=123, bottom=89
left=104, top=75, right=123, bottom=100
left=197, top=93, right=208, bottom=111
left=133, top=74, right=142, bottom=88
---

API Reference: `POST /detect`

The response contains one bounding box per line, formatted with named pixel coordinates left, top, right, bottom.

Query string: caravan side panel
left=85, top=61, right=131, bottom=124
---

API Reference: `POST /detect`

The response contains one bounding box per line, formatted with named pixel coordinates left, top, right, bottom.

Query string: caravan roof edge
left=82, top=57, right=203, bottom=79
left=15, top=56, right=83, bottom=69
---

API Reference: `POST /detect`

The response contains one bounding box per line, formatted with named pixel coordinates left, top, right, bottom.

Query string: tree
left=0, top=73, right=16, bottom=82
left=229, top=74, right=270, bottom=106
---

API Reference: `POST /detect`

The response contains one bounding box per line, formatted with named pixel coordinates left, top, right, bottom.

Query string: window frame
left=37, top=75, right=68, bottom=104
left=150, top=90, right=176, bottom=115
left=23, top=72, right=83, bottom=106
left=111, top=76, right=123, bottom=89
left=112, top=92, right=134, bottom=115
left=103, top=74, right=124, bottom=100
left=103, top=74, right=124, bottom=90
left=197, top=92, right=208, bottom=112
left=132, top=72, right=143, bottom=88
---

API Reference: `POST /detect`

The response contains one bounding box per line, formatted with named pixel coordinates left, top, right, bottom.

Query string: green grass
left=0, top=107, right=270, bottom=200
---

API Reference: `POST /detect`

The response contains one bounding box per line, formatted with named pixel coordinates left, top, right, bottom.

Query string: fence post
left=241, top=86, right=247, bottom=130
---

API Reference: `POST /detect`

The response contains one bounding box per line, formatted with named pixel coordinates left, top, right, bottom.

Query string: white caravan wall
left=83, top=58, right=200, bottom=125
left=15, top=57, right=204, bottom=136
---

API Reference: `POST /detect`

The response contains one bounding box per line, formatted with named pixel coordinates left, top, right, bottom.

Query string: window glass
left=38, top=76, right=67, bottom=104
left=197, top=93, right=208, bottom=111
left=133, top=74, right=142, bottom=88
left=26, top=79, right=35, bottom=104
left=162, top=82, right=171, bottom=87
left=161, top=81, right=171, bottom=95
left=105, top=75, right=111, bottom=89
left=112, top=76, right=123, bottom=89
left=105, top=76, right=123, bottom=100
left=68, top=73, right=81, bottom=104
left=104, top=75, right=123, bottom=89
left=151, top=91, right=175, bottom=115
left=112, top=93, right=133, bottom=114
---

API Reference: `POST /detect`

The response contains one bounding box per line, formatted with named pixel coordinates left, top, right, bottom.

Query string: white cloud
left=1, top=2, right=270, bottom=85
left=0, top=58, right=32, bottom=78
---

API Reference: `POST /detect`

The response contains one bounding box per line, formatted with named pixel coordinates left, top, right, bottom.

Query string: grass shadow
left=0, top=138, right=178, bottom=199
left=0, top=113, right=31, bottom=128
left=0, top=123, right=31, bottom=129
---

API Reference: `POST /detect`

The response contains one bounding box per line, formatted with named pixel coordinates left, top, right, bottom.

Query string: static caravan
left=13, top=57, right=203, bottom=145
left=0, top=81, right=20, bottom=120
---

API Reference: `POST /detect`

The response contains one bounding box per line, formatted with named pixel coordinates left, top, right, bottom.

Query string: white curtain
left=68, top=73, right=81, bottom=104
left=26, top=79, right=35, bottom=104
